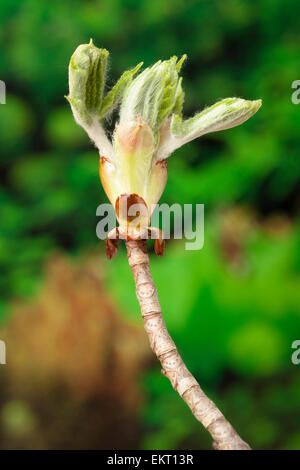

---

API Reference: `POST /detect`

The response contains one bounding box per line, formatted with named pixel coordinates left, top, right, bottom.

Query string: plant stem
left=126, top=239, right=251, bottom=450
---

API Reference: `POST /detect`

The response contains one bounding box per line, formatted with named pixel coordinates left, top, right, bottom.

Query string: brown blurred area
left=218, top=206, right=292, bottom=270
left=0, top=255, right=151, bottom=449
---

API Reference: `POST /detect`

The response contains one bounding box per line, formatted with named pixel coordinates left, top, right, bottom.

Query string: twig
left=126, top=239, right=251, bottom=450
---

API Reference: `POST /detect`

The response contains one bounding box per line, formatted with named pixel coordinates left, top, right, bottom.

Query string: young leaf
left=99, top=62, right=143, bottom=119
left=66, top=40, right=109, bottom=126
left=156, top=98, right=262, bottom=160
left=171, top=97, right=262, bottom=142
left=172, top=77, right=184, bottom=117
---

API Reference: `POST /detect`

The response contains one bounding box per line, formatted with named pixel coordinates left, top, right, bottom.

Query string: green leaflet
left=172, top=77, right=184, bottom=117
left=171, top=97, right=262, bottom=142
left=156, top=57, right=179, bottom=129
left=176, top=54, right=187, bottom=72
left=66, top=40, right=108, bottom=126
left=156, top=55, right=186, bottom=126
left=99, top=62, right=143, bottom=119
left=120, top=61, right=164, bottom=130
left=119, top=55, right=187, bottom=133
left=65, top=96, right=92, bottom=127
left=67, top=39, right=143, bottom=139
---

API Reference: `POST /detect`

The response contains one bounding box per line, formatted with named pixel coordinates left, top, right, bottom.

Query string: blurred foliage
left=0, top=254, right=150, bottom=449
left=0, top=0, right=300, bottom=450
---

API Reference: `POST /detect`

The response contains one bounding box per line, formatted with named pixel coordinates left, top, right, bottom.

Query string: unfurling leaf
left=171, top=97, right=262, bottom=143
left=66, top=39, right=109, bottom=126
left=119, top=55, right=186, bottom=133
left=99, top=62, right=143, bottom=119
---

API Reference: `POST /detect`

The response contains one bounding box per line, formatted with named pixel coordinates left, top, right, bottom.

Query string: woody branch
left=126, top=239, right=251, bottom=451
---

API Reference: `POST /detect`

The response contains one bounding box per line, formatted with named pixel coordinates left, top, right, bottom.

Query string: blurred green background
left=0, top=0, right=300, bottom=450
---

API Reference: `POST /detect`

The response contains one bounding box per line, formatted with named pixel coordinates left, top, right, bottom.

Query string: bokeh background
left=0, top=0, right=300, bottom=450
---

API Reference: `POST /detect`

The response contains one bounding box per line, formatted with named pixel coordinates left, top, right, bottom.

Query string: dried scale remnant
left=126, top=240, right=250, bottom=450
left=67, top=41, right=262, bottom=449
